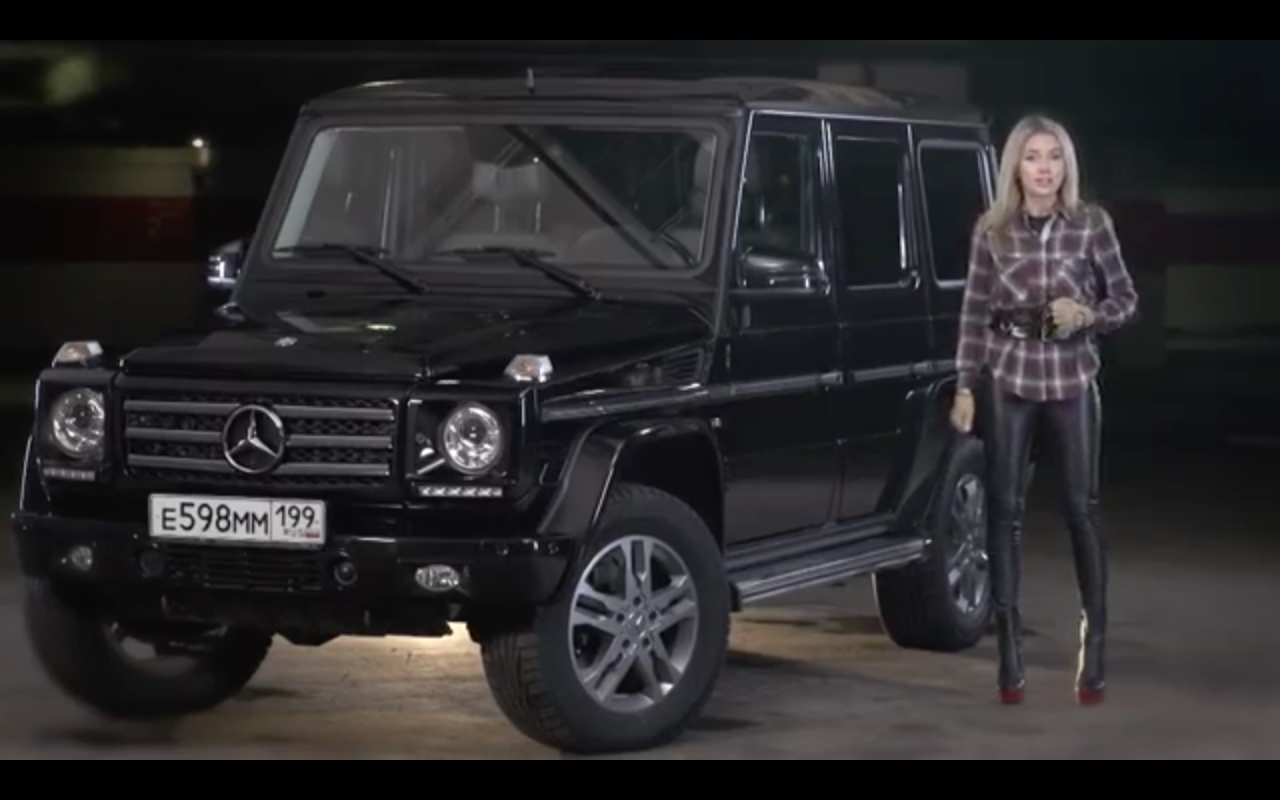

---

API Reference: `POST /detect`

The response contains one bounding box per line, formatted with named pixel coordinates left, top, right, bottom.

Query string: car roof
left=305, top=75, right=986, bottom=125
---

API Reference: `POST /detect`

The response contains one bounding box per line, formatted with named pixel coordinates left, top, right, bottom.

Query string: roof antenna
left=526, top=67, right=536, bottom=96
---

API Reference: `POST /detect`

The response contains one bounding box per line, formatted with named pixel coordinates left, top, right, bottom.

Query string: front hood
left=120, top=293, right=712, bottom=384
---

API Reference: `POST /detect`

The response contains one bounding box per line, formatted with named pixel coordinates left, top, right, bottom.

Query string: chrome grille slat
left=124, top=400, right=394, bottom=422
left=127, top=429, right=220, bottom=444
left=126, top=429, right=392, bottom=450
left=124, top=401, right=238, bottom=415
left=289, top=434, right=393, bottom=449
left=122, top=388, right=397, bottom=488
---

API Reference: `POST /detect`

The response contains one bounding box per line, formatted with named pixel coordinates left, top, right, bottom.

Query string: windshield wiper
left=436, top=246, right=601, bottom=301
left=275, top=243, right=428, bottom=295
left=503, top=126, right=675, bottom=272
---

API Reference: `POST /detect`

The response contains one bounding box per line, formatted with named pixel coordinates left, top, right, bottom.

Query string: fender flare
left=894, top=375, right=968, bottom=532
left=536, top=417, right=723, bottom=541
left=18, top=435, right=48, bottom=515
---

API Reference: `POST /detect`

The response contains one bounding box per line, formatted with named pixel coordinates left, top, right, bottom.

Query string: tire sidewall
left=529, top=487, right=730, bottom=751
left=24, top=579, right=271, bottom=718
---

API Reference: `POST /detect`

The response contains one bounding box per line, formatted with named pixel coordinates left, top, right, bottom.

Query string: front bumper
left=10, top=511, right=575, bottom=609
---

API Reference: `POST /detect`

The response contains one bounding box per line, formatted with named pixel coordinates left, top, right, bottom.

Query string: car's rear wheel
left=875, top=435, right=992, bottom=653
left=480, top=483, right=730, bottom=755
left=24, top=578, right=273, bottom=719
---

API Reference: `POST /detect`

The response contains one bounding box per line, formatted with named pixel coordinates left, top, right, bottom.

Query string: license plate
left=148, top=495, right=326, bottom=548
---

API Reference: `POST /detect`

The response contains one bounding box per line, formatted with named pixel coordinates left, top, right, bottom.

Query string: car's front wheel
left=24, top=578, right=273, bottom=719
left=480, top=483, right=730, bottom=755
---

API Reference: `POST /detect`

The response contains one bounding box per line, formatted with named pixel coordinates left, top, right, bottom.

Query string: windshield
left=268, top=121, right=721, bottom=279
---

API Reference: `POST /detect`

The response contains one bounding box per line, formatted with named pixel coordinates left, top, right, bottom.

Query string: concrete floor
left=2, top=439, right=1279, bottom=760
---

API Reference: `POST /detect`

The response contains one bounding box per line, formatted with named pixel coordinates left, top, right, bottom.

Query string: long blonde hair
left=978, top=115, right=1083, bottom=235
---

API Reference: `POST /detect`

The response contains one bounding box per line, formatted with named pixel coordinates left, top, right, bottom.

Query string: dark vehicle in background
left=13, top=76, right=997, bottom=755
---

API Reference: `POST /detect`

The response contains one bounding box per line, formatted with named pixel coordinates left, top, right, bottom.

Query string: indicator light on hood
left=52, top=340, right=104, bottom=368
left=506, top=355, right=553, bottom=383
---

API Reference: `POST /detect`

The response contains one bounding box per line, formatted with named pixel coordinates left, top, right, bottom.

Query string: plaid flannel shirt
left=956, top=203, right=1139, bottom=402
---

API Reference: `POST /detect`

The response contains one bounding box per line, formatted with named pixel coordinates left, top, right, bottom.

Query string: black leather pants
left=982, top=380, right=1107, bottom=701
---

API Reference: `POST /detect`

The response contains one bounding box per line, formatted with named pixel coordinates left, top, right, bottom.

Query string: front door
left=719, top=113, right=842, bottom=544
left=827, top=118, right=934, bottom=521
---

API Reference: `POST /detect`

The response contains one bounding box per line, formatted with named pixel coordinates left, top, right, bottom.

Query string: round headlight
left=440, top=403, right=504, bottom=475
left=49, top=388, right=106, bottom=459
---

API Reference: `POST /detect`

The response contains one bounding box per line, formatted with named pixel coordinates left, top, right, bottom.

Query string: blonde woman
left=949, top=116, right=1139, bottom=707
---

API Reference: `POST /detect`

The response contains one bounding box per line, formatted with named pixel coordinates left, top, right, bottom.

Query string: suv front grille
left=122, top=388, right=397, bottom=489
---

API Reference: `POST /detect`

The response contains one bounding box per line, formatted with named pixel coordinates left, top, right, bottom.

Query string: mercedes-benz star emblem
left=222, top=405, right=287, bottom=475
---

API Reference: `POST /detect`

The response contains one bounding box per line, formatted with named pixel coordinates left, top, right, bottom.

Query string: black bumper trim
left=10, top=511, right=575, bottom=608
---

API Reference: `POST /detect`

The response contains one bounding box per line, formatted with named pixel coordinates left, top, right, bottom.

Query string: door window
left=831, top=136, right=908, bottom=288
left=918, top=144, right=988, bottom=284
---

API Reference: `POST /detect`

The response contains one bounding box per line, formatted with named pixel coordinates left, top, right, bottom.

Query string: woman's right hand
left=950, top=390, right=976, bottom=434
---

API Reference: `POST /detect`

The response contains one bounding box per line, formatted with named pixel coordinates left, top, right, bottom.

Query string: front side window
left=737, top=131, right=818, bottom=255
left=269, top=121, right=720, bottom=277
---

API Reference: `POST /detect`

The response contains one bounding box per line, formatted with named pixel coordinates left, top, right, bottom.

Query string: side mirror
left=206, top=238, right=245, bottom=293
left=738, top=246, right=827, bottom=292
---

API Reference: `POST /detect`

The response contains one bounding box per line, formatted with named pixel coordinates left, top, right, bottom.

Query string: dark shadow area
left=233, top=686, right=306, bottom=703
left=685, top=716, right=760, bottom=733
left=35, top=722, right=179, bottom=749
left=726, top=650, right=822, bottom=674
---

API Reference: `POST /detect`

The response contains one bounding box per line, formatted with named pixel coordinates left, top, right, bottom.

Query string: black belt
left=991, top=307, right=1057, bottom=341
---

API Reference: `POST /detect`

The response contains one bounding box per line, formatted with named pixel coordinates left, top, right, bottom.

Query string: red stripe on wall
left=1110, top=203, right=1171, bottom=270
left=1111, top=204, right=1280, bottom=269
left=1173, top=215, right=1280, bottom=265
left=0, top=197, right=195, bottom=263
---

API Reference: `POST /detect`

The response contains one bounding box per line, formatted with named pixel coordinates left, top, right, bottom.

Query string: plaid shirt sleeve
left=1088, top=206, right=1140, bottom=334
left=955, top=227, right=995, bottom=392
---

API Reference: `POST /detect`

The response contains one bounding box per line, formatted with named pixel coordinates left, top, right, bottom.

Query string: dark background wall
left=2, top=40, right=1277, bottom=407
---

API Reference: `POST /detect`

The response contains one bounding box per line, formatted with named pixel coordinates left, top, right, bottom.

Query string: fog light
left=67, top=546, right=94, bottom=572
left=139, top=550, right=166, bottom=578
left=414, top=565, right=461, bottom=594
left=334, top=561, right=359, bottom=587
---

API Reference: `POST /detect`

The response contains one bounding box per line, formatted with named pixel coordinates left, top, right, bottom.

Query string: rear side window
left=918, top=143, right=987, bottom=284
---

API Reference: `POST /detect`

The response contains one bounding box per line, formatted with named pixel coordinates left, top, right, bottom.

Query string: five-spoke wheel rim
left=569, top=535, right=699, bottom=713
left=949, top=473, right=990, bottom=620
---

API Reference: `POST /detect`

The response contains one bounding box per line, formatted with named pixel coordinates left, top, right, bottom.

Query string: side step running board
left=729, top=537, right=927, bottom=608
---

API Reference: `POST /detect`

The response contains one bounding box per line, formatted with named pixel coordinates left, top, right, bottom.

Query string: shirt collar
left=1021, top=202, right=1085, bottom=230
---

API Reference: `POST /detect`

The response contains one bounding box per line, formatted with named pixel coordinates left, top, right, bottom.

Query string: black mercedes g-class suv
left=13, top=76, right=998, bottom=755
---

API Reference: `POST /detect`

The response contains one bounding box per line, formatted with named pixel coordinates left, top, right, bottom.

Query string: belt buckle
left=998, top=318, right=1025, bottom=339
left=996, top=319, right=1023, bottom=340
left=1039, top=307, right=1057, bottom=341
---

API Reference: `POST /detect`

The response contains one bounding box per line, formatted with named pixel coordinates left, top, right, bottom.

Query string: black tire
left=480, top=483, right=730, bottom=755
left=23, top=578, right=273, bottom=720
left=874, top=434, right=992, bottom=653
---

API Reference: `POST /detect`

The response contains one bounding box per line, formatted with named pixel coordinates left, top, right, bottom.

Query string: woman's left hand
left=1050, top=298, right=1095, bottom=336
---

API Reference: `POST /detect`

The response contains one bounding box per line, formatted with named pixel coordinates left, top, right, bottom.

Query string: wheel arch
left=19, top=435, right=49, bottom=515
left=536, top=416, right=725, bottom=549
left=891, top=374, right=973, bottom=535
